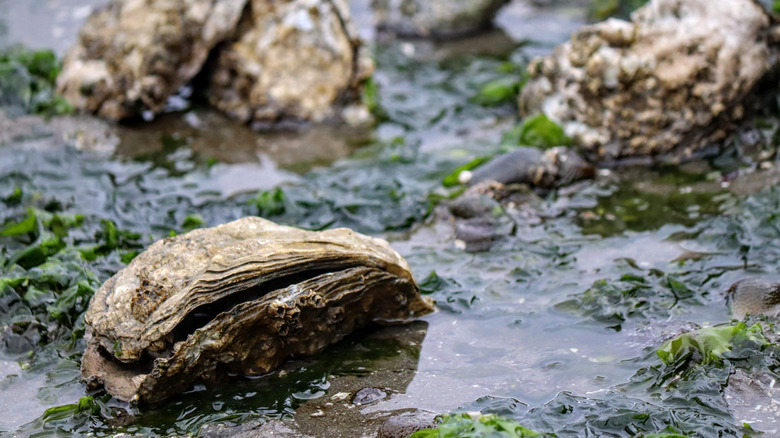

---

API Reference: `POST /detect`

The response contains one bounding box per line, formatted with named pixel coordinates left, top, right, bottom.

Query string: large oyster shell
left=81, top=217, right=433, bottom=403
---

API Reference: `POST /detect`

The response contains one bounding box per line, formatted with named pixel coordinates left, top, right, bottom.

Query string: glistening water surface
left=1, top=1, right=780, bottom=436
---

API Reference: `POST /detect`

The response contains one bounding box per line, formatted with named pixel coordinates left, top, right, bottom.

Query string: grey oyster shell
left=81, top=217, right=433, bottom=403
left=519, top=0, right=776, bottom=162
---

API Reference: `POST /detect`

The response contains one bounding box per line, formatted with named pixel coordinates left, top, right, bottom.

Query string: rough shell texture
left=56, top=0, right=248, bottom=120
left=371, top=0, right=509, bottom=38
left=81, top=217, right=433, bottom=403
left=207, top=0, right=374, bottom=124
left=519, top=0, right=776, bottom=162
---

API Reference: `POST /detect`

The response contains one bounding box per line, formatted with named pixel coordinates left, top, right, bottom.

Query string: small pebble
left=352, top=387, right=387, bottom=406
left=331, top=392, right=350, bottom=401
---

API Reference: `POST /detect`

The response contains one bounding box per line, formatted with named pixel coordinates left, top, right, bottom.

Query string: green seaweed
left=20, top=395, right=123, bottom=435
left=253, top=187, right=287, bottom=218
left=473, top=77, right=522, bottom=106
left=472, top=61, right=527, bottom=107
left=0, top=45, right=72, bottom=116
left=442, top=157, right=490, bottom=187
left=464, top=319, right=775, bottom=436
left=411, top=414, right=543, bottom=438
left=2, top=26, right=780, bottom=437
left=181, top=214, right=206, bottom=231
left=656, top=323, right=766, bottom=367
left=502, top=114, right=571, bottom=149
left=554, top=268, right=708, bottom=331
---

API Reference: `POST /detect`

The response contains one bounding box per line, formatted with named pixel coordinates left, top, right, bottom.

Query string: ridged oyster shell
left=81, top=217, right=433, bottom=403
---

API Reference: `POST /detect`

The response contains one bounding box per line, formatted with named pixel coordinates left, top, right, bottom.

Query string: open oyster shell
left=81, top=217, right=433, bottom=403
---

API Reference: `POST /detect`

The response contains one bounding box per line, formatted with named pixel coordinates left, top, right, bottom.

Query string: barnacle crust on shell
left=81, top=217, right=433, bottom=403
left=518, top=0, right=776, bottom=162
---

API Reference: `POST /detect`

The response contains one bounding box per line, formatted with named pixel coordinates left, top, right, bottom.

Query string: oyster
left=81, top=217, right=433, bottom=403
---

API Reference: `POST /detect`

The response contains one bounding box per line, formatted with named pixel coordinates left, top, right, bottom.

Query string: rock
left=443, top=182, right=542, bottom=253
left=378, top=411, right=438, bottom=438
left=207, top=0, right=373, bottom=125
left=519, top=0, right=778, bottom=163
left=448, top=192, right=504, bottom=219
left=199, top=419, right=312, bottom=438
left=725, top=368, right=780, bottom=431
left=372, top=0, right=510, bottom=38
left=80, top=217, right=433, bottom=404
left=466, top=146, right=594, bottom=188
left=351, top=387, right=388, bottom=405
left=57, top=0, right=248, bottom=120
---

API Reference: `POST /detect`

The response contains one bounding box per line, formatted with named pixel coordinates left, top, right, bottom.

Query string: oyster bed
left=2, top=0, right=780, bottom=436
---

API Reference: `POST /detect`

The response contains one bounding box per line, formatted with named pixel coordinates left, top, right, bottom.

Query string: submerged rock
left=372, top=0, right=509, bottom=38
left=57, top=0, right=248, bottom=120
left=57, top=0, right=372, bottom=125
left=464, top=146, right=594, bottom=189
left=351, top=387, right=388, bottom=405
left=725, top=368, right=780, bottom=431
left=81, top=217, right=433, bottom=404
left=442, top=182, right=543, bottom=252
left=200, top=419, right=312, bottom=438
left=379, top=411, right=438, bottom=438
left=207, top=0, right=373, bottom=125
left=519, top=0, right=778, bottom=163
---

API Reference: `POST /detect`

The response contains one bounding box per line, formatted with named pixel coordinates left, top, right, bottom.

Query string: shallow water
left=1, top=1, right=779, bottom=436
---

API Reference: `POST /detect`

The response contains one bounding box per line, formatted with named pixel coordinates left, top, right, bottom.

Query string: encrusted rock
left=207, top=0, right=373, bottom=125
left=81, top=217, right=433, bottom=404
left=57, top=0, right=248, bottom=120
left=371, top=0, right=509, bottom=38
left=519, top=0, right=778, bottom=162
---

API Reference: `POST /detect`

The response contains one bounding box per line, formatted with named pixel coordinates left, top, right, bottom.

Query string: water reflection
left=115, top=322, right=429, bottom=436
left=114, top=108, right=373, bottom=174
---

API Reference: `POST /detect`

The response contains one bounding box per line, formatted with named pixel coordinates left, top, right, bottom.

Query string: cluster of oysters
left=81, top=217, right=433, bottom=403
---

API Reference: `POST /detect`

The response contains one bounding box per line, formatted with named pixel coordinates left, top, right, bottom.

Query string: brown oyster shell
left=81, top=217, right=433, bottom=403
